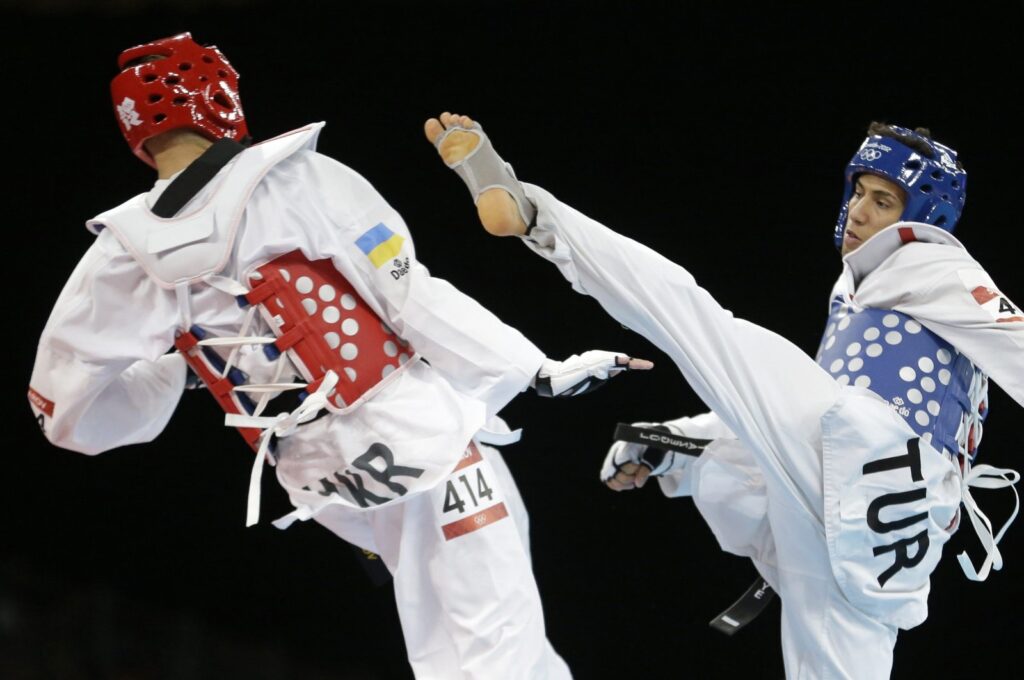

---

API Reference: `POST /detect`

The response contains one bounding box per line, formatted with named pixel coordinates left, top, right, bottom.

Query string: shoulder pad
left=87, top=123, right=325, bottom=289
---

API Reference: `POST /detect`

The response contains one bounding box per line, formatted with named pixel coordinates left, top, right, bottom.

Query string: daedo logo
left=390, top=257, right=411, bottom=280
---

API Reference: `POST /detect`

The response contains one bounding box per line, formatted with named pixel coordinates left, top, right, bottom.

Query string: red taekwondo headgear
left=111, top=33, right=249, bottom=168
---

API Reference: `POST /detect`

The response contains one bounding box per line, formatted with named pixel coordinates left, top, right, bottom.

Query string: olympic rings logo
left=860, top=148, right=883, bottom=161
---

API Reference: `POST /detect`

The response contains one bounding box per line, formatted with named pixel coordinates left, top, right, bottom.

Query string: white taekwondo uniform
left=517, top=182, right=1022, bottom=679
left=28, top=125, right=572, bottom=680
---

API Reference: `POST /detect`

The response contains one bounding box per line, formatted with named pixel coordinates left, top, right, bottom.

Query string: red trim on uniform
left=28, top=387, right=55, bottom=417
left=453, top=441, right=484, bottom=472
left=898, top=227, right=917, bottom=244
left=970, top=286, right=1000, bottom=305
left=442, top=502, right=508, bottom=541
left=997, top=316, right=1024, bottom=323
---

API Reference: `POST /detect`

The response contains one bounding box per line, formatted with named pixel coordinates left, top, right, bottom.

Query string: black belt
left=612, top=422, right=776, bottom=635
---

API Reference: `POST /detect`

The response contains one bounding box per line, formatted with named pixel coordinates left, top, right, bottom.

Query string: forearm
left=382, top=265, right=545, bottom=416
left=662, top=410, right=736, bottom=439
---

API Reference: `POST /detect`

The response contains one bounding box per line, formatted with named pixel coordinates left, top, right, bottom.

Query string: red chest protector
left=174, top=249, right=414, bottom=451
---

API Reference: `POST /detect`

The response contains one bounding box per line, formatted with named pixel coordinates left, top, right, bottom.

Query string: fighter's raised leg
left=426, top=114, right=840, bottom=521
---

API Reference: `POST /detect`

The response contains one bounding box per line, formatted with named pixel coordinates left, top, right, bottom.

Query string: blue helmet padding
left=834, top=125, right=967, bottom=249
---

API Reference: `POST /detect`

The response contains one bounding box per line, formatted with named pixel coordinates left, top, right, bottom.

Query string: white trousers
left=312, top=443, right=571, bottom=680
left=522, top=186, right=921, bottom=679
left=687, top=439, right=900, bottom=679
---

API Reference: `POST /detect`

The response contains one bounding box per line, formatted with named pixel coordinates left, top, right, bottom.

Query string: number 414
left=443, top=469, right=494, bottom=514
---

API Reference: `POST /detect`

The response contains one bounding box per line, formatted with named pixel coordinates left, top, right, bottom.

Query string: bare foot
left=424, top=112, right=528, bottom=237
left=424, top=112, right=479, bottom=164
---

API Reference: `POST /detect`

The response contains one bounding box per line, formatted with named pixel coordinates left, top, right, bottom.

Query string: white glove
left=600, top=421, right=693, bottom=490
left=534, top=350, right=653, bottom=397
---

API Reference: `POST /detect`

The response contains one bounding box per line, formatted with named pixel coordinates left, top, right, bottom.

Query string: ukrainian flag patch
left=356, top=223, right=405, bottom=268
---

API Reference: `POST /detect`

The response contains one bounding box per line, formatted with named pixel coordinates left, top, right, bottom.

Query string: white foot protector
left=434, top=121, right=537, bottom=227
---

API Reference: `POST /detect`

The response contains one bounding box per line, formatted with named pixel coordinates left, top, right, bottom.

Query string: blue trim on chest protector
left=814, top=299, right=982, bottom=459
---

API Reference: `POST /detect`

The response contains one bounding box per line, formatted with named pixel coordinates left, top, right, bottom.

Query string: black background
left=3, top=1, right=1023, bottom=678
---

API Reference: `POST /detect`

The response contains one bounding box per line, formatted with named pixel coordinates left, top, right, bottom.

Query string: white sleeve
left=662, top=410, right=736, bottom=439
left=879, top=246, right=1024, bottom=408
left=657, top=410, right=737, bottom=498
left=28, top=232, right=186, bottom=455
left=289, top=152, right=546, bottom=417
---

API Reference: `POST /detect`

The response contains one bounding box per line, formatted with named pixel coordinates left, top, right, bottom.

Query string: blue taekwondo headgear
left=834, top=125, right=967, bottom=249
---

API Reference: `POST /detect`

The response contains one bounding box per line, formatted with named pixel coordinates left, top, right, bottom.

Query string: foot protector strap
left=436, top=122, right=537, bottom=227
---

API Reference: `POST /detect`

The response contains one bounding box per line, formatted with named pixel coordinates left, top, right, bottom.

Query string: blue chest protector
left=815, top=297, right=989, bottom=462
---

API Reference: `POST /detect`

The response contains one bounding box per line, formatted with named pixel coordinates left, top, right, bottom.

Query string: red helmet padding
left=111, top=32, right=249, bottom=167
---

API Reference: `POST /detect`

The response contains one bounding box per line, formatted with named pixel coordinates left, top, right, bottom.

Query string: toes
left=424, top=118, right=444, bottom=145
left=427, top=110, right=487, bottom=171
left=441, top=112, right=474, bottom=129
left=435, top=111, right=475, bottom=135
left=444, top=111, right=461, bottom=128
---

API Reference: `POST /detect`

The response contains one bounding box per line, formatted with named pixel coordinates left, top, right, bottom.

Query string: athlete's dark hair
left=867, top=121, right=965, bottom=170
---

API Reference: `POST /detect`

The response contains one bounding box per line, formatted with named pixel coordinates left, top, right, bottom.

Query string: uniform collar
left=841, top=221, right=966, bottom=286
left=146, top=168, right=185, bottom=209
